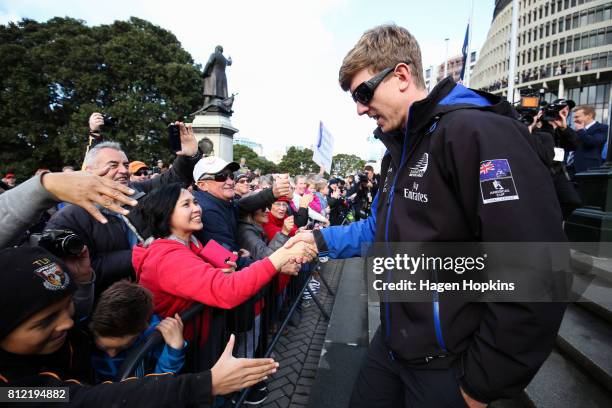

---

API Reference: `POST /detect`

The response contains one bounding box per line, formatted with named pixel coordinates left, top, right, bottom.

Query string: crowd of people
left=0, top=112, right=385, bottom=406
left=0, top=21, right=610, bottom=408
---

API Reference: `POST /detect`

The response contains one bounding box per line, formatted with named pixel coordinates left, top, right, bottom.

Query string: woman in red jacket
left=261, top=197, right=299, bottom=298
left=131, top=184, right=317, bottom=349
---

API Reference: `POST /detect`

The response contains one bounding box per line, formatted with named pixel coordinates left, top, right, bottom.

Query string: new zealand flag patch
left=479, top=159, right=519, bottom=204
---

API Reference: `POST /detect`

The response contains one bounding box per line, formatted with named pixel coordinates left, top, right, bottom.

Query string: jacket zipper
left=383, top=112, right=449, bottom=355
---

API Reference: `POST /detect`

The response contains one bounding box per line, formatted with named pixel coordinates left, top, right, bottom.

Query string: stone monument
left=190, top=45, right=238, bottom=162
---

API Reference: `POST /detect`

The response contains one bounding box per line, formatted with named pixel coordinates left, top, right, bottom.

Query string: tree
left=233, top=144, right=277, bottom=175
left=331, top=153, right=365, bottom=176
left=0, top=17, right=202, bottom=179
left=276, top=147, right=319, bottom=176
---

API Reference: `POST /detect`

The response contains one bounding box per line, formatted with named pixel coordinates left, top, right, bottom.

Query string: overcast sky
left=1, top=0, right=495, bottom=160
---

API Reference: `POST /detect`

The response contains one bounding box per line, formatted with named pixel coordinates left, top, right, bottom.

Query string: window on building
left=607, top=27, right=612, bottom=45
left=528, top=31, right=531, bottom=42
left=572, top=13, right=579, bottom=29
left=571, top=0, right=576, bottom=8
left=534, top=28, right=538, bottom=41
left=588, top=9, right=595, bottom=25
left=605, top=5, right=611, bottom=21
left=580, top=11, right=587, bottom=27
left=559, top=38, right=565, bottom=54
left=546, top=23, right=550, bottom=36
left=545, top=3, right=549, bottom=17
left=540, top=45, right=544, bottom=60
left=589, top=30, right=597, bottom=48
left=595, top=6, right=604, bottom=23
left=574, top=34, right=581, bottom=51
left=528, top=51, right=531, bottom=64
left=546, top=43, right=551, bottom=58
left=597, top=29, right=605, bottom=47
left=540, top=25, right=544, bottom=38
left=564, top=0, right=569, bottom=9
left=552, top=1, right=556, bottom=13
left=567, top=36, right=573, bottom=52
left=581, top=33, right=588, bottom=50
left=553, top=40, right=558, bottom=56
left=565, top=16, right=571, bottom=31
left=539, top=6, right=543, bottom=19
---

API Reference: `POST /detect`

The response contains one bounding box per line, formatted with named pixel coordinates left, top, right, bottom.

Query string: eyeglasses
left=351, top=66, right=396, bottom=105
left=134, top=169, right=148, bottom=176
left=200, top=169, right=235, bottom=182
left=236, top=179, right=248, bottom=184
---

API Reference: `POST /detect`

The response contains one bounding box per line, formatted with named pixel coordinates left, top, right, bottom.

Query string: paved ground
left=261, top=259, right=344, bottom=408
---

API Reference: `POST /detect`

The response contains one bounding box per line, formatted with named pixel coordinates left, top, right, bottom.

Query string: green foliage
left=233, top=144, right=277, bottom=175
left=331, top=153, right=365, bottom=176
left=0, top=17, right=202, bottom=178
left=277, top=147, right=320, bottom=176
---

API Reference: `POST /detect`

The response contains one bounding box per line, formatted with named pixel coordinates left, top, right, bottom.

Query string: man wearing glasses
left=287, top=24, right=567, bottom=407
left=192, top=156, right=291, bottom=254
left=129, top=161, right=150, bottom=182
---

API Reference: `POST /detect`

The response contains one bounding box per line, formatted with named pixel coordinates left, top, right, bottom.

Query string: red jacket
left=133, top=237, right=276, bottom=344
left=262, top=216, right=296, bottom=293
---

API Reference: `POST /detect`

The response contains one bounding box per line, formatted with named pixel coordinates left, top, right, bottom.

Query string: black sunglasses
left=351, top=66, right=396, bottom=105
left=134, top=169, right=148, bottom=176
left=200, top=169, right=235, bottom=182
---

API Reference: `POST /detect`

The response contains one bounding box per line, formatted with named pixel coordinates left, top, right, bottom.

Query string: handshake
left=260, top=230, right=318, bottom=277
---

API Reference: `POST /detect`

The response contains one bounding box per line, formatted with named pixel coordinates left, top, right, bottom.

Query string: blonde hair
left=575, top=105, right=595, bottom=118
left=315, top=179, right=328, bottom=192
left=339, top=24, right=425, bottom=91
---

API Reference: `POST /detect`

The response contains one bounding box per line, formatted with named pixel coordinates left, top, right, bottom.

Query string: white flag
left=312, top=121, right=334, bottom=172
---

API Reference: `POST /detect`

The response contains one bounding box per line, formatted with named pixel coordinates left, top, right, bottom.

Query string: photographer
left=47, top=114, right=202, bottom=295
left=351, top=173, right=374, bottom=221
left=537, top=99, right=582, bottom=220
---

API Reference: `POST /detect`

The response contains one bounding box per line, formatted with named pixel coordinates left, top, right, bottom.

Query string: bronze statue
left=202, top=45, right=232, bottom=105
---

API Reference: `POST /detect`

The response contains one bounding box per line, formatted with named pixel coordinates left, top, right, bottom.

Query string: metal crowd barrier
left=117, top=258, right=333, bottom=401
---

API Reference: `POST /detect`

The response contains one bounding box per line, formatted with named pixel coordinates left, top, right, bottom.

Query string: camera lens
left=61, top=234, right=85, bottom=256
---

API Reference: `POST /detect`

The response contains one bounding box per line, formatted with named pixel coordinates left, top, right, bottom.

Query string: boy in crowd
left=89, top=280, right=186, bottom=382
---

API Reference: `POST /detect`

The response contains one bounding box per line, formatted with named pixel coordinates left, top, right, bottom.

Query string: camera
left=30, top=229, right=85, bottom=257
left=542, top=98, right=576, bottom=122
left=515, top=89, right=546, bottom=126
left=102, top=116, right=117, bottom=129
left=357, top=173, right=369, bottom=183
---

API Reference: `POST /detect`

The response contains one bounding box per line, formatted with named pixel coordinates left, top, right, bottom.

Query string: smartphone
left=168, top=124, right=181, bottom=152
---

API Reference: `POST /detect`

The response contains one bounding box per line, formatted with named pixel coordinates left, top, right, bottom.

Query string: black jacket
left=192, top=188, right=278, bottom=251
left=0, top=328, right=212, bottom=407
left=318, top=78, right=568, bottom=403
left=46, top=154, right=201, bottom=293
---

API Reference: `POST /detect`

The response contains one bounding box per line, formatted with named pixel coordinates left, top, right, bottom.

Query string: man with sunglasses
left=129, top=161, right=150, bottom=182
left=192, top=156, right=292, bottom=255
left=286, top=24, right=567, bottom=407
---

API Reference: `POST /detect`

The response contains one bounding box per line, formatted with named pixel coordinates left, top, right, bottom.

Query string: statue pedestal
left=191, top=112, right=238, bottom=162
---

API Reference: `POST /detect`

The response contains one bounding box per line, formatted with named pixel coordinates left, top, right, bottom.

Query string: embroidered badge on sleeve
left=479, top=159, right=519, bottom=204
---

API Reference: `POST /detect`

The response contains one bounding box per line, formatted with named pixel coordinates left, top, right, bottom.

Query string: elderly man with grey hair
left=47, top=113, right=201, bottom=294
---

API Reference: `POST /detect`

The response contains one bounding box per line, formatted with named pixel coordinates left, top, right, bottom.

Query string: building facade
left=471, top=0, right=612, bottom=123
left=233, top=136, right=264, bottom=156
left=425, top=51, right=477, bottom=90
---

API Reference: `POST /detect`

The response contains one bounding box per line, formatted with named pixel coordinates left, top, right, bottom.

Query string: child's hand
left=156, top=314, right=184, bottom=350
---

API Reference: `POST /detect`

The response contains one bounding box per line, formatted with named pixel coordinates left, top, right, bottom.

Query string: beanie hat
left=0, top=246, right=76, bottom=340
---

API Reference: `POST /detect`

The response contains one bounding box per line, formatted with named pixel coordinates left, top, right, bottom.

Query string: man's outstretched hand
left=41, top=168, right=138, bottom=224
left=283, top=231, right=315, bottom=249
left=211, top=334, right=278, bottom=396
